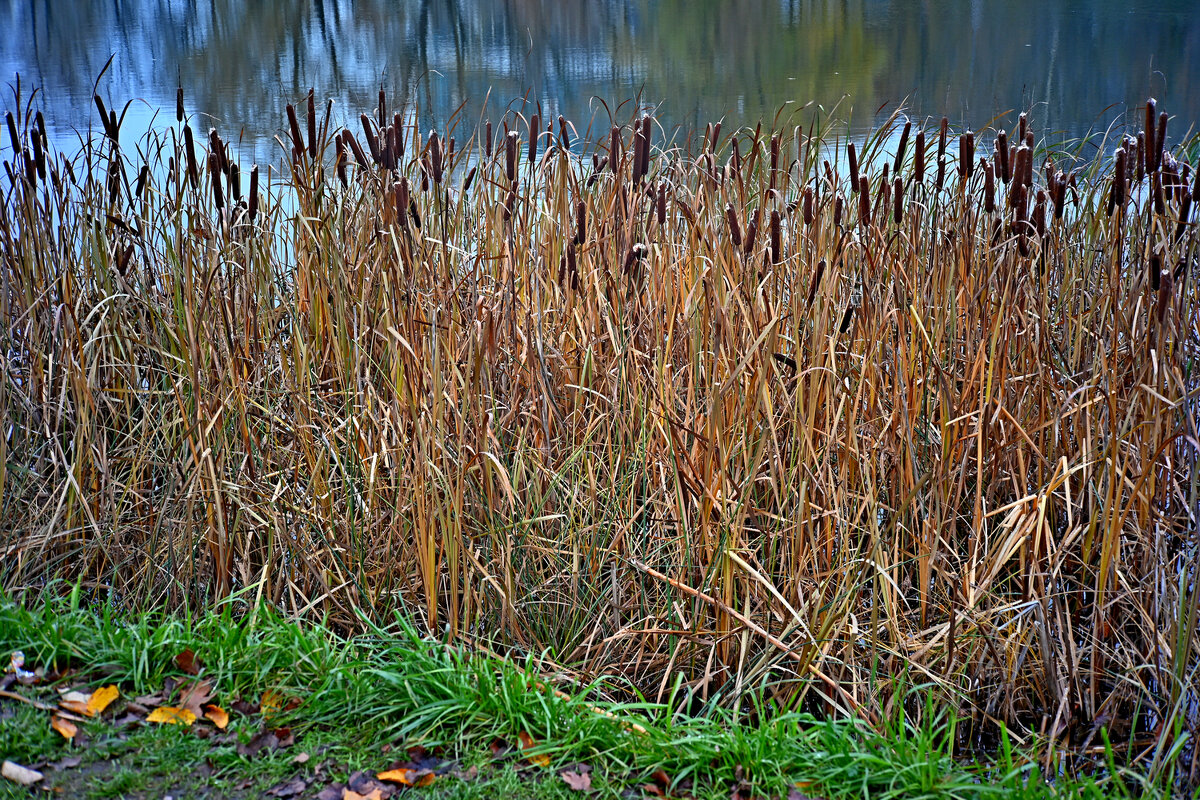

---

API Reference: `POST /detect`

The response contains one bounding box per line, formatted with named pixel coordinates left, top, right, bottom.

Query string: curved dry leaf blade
left=146, top=706, right=197, bottom=726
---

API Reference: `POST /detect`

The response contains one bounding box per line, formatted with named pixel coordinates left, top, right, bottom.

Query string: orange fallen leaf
left=146, top=706, right=197, bottom=726
left=86, top=685, right=119, bottom=716
left=49, top=715, right=78, bottom=740
left=518, top=731, right=551, bottom=768
left=58, top=690, right=91, bottom=716
left=378, top=768, right=435, bottom=787
left=203, top=704, right=229, bottom=729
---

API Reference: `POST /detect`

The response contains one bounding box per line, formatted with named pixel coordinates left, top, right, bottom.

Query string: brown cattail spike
left=914, top=131, right=925, bottom=184
left=1145, top=99, right=1157, bottom=170
left=848, top=142, right=860, bottom=192
left=726, top=203, right=742, bottom=247
left=859, top=175, right=872, bottom=227
left=1155, top=111, right=1168, bottom=173
left=894, top=121, right=911, bottom=174
left=610, top=126, right=621, bottom=174
left=960, top=131, right=974, bottom=181
left=769, top=210, right=782, bottom=264
left=506, top=131, right=519, bottom=183
left=893, top=176, right=904, bottom=224
left=529, top=114, right=540, bottom=165
left=984, top=161, right=995, bottom=213
left=176, top=86, right=184, bottom=122
left=997, top=131, right=1010, bottom=183
left=248, top=165, right=259, bottom=223
left=575, top=200, right=587, bottom=245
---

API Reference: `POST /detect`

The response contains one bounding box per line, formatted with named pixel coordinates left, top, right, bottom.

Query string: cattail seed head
left=769, top=134, right=780, bottom=189
left=959, top=131, right=974, bottom=181
left=834, top=194, right=844, bottom=227
left=1155, top=111, right=1169, bottom=172
left=726, top=203, right=742, bottom=246
left=429, top=131, right=444, bottom=184
left=505, top=131, right=519, bottom=183
left=575, top=200, right=587, bottom=245
left=997, top=131, right=1010, bottom=183
left=769, top=210, right=782, bottom=263
left=335, top=135, right=347, bottom=187
left=209, top=152, right=224, bottom=210
left=485, top=120, right=493, bottom=158
left=229, top=161, right=240, bottom=203
left=1136, top=131, right=1146, bottom=183
left=176, top=86, right=184, bottom=122
left=529, top=114, right=539, bottom=165
left=894, top=121, right=911, bottom=173
left=803, top=186, right=815, bottom=226
left=286, top=104, right=305, bottom=160
left=858, top=175, right=872, bottom=227
left=848, top=142, right=859, bottom=192
left=1112, top=147, right=1127, bottom=212
left=183, top=124, right=198, bottom=188
left=914, top=131, right=925, bottom=184
left=1034, top=189, right=1046, bottom=237
left=610, top=126, right=621, bottom=174
left=360, top=114, right=380, bottom=164
left=744, top=210, right=759, bottom=256
left=984, top=160, right=995, bottom=212
left=463, top=165, right=477, bottom=192
left=248, top=165, right=259, bottom=223
left=936, top=117, right=948, bottom=189
left=1018, top=112, right=1028, bottom=143
left=558, top=115, right=571, bottom=149
left=893, top=176, right=904, bottom=224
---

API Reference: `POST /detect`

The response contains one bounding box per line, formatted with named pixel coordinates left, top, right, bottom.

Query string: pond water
left=1, top=0, right=1199, bottom=161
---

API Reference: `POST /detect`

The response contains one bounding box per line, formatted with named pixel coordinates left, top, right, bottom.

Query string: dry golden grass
left=1, top=90, right=1198, bottom=755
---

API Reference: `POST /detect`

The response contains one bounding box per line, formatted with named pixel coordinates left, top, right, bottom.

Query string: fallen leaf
left=175, top=648, right=200, bottom=675
left=204, top=704, right=229, bottom=729
left=50, top=714, right=78, bottom=740
left=518, top=731, right=551, bottom=768
left=146, top=706, right=197, bottom=726
left=560, top=769, right=592, bottom=791
left=343, top=790, right=383, bottom=800
left=58, top=690, right=91, bottom=716
left=266, top=776, right=309, bottom=797
left=48, top=756, right=82, bottom=771
left=292, top=752, right=311, bottom=764
left=377, top=768, right=434, bottom=787
left=179, top=679, right=214, bottom=717
left=86, top=685, right=119, bottom=716
left=2, top=760, right=43, bottom=786
left=260, top=689, right=283, bottom=717
left=133, top=692, right=163, bottom=706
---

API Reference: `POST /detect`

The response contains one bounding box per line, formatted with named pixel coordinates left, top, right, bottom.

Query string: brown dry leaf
left=292, top=752, right=311, bottom=764
left=50, top=714, right=78, bottom=740
left=377, top=768, right=434, bottom=787
left=517, top=731, right=551, bottom=768
left=560, top=769, right=592, bottom=791
left=86, top=685, right=119, bottom=716
left=203, top=704, right=229, bottom=729
left=180, top=679, right=214, bottom=717
left=2, top=760, right=43, bottom=786
left=146, top=706, right=197, bottom=726
left=175, top=648, right=200, bottom=675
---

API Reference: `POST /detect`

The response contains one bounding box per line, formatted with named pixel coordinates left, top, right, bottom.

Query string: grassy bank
left=0, top=88, right=1198, bottom=776
left=0, top=592, right=1174, bottom=798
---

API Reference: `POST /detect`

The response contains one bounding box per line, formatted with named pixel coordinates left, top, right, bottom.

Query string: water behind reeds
left=1, top=90, right=1198, bottom=781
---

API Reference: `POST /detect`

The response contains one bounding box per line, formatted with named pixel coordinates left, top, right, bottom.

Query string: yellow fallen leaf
left=378, top=768, right=435, bottom=787
left=86, top=685, right=119, bottom=716
left=260, top=690, right=283, bottom=717
left=518, top=731, right=551, bottom=768
left=203, top=704, right=229, bottom=729
left=50, top=715, right=78, bottom=740
left=146, top=706, right=197, bottom=726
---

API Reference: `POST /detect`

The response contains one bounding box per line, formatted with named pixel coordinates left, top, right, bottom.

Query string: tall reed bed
left=1, top=90, right=1198, bottom=764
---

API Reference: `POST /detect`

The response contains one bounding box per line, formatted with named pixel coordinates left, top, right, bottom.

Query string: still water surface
left=1, top=0, right=1199, bottom=159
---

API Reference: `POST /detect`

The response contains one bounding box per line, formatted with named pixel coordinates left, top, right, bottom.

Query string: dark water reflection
left=2, top=0, right=1199, bottom=160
